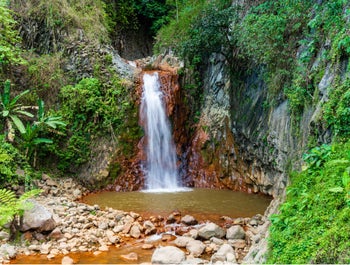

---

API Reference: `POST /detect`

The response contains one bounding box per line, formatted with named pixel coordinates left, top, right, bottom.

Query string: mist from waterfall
left=141, top=72, right=183, bottom=192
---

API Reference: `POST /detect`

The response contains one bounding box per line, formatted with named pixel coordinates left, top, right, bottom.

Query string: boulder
left=186, top=240, right=206, bottom=257
left=129, top=224, right=141, bottom=239
left=211, top=244, right=236, bottom=263
left=143, top=220, right=156, bottom=235
left=226, top=225, right=246, bottom=240
left=174, top=236, right=194, bottom=248
left=198, top=222, right=225, bottom=239
left=151, top=246, right=185, bottom=264
left=21, top=200, right=56, bottom=232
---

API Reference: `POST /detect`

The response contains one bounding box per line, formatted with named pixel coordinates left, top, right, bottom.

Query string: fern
left=0, top=188, right=42, bottom=227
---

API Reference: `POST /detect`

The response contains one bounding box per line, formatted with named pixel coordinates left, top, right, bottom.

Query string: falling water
left=140, top=72, right=181, bottom=191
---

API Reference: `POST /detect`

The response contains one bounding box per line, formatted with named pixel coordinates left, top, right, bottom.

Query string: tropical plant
left=0, top=188, right=42, bottom=240
left=0, top=80, right=34, bottom=142
left=20, top=99, right=66, bottom=167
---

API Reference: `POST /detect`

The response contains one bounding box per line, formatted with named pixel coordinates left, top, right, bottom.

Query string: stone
left=181, top=257, right=208, bottom=264
left=184, top=229, right=198, bottom=239
left=0, top=243, right=17, bottom=259
left=61, top=256, right=74, bottom=265
left=198, top=222, right=225, bottom=239
left=181, top=215, right=198, bottom=225
left=98, top=222, right=108, bottom=230
left=129, top=224, right=141, bottom=239
left=99, top=245, right=109, bottom=252
left=174, top=236, right=194, bottom=248
left=143, top=220, right=156, bottom=235
left=120, top=252, right=138, bottom=262
left=21, top=200, right=56, bottom=232
left=186, top=240, right=206, bottom=257
left=226, top=225, right=246, bottom=240
left=0, top=231, right=10, bottom=240
left=151, top=246, right=185, bottom=264
left=73, top=189, right=82, bottom=198
left=229, top=239, right=246, bottom=249
left=166, top=214, right=177, bottom=224
left=106, top=230, right=119, bottom=244
left=49, top=227, right=63, bottom=239
left=211, top=244, right=236, bottom=263
left=142, top=244, right=154, bottom=250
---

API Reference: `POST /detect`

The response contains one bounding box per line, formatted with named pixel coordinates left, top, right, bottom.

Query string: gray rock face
left=198, top=222, right=225, bottom=239
left=151, top=246, right=186, bottom=264
left=21, top=200, right=56, bottom=232
left=226, top=225, right=246, bottom=240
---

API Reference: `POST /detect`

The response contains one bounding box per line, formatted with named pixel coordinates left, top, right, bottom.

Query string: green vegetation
left=0, top=0, right=25, bottom=70
left=0, top=188, right=42, bottom=240
left=268, top=141, right=350, bottom=263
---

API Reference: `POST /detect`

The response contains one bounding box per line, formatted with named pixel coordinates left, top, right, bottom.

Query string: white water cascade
left=141, top=72, right=182, bottom=192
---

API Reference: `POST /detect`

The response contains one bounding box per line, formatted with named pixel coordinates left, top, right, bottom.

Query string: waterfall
left=141, top=72, right=181, bottom=191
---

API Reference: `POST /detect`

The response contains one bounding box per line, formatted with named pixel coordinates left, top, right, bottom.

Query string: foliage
left=0, top=188, right=42, bottom=240
left=324, top=78, right=350, bottom=140
left=19, top=99, right=66, bottom=167
left=45, top=76, right=141, bottom=172
left=0, top=136, right=34, bottom=186
left=0, top=0, right=25, bottom=69
left=11, top=0, right=111, bottom=50
left=268, top=141, right=350, bottom=263
left=0, top=80, right=34, bottom=142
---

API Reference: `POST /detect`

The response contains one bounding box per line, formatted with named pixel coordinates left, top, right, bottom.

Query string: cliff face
left=186, top=51, right=336, bottom=197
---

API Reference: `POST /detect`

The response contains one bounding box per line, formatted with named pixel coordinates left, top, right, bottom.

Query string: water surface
left=82, top=188, right=272, bottom=221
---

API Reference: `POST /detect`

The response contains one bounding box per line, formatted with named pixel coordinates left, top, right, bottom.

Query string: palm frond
left=0, top=188, right=16, bottom=205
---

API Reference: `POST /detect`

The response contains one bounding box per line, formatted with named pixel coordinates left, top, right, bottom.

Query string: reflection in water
left=82, top=188, right=272, bottom=221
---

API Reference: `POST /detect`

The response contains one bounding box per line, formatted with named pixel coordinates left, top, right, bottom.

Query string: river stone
left=186, top=240, right=206, bottom=257
left=198, top=222, right=225, bottom=239
left=61, top=256, right=74, bottom=265
left=120, top=252, right=138, bottom=262
left=21, top=199, right=56, bottom=232
left=0, top=244, right=16, bottom=259
left=211, top=244, right=236, bottom=263
left=130, top=224, right=141, bottom=238
left=0, top=231, right=9, bottom=240
left=106, top=230, right=119, bottom=244
left=174, top=236, right=194, bottom=248
left=226, top=225, right=246, bottom=240
left=151, top=246, right=185, bottom=264
left=143, top=220, right=156, bottom=235
left=181, top=215, right=198, bottom=225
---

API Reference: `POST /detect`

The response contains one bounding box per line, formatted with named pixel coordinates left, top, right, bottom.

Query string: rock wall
left=186, top=51, right=335, bottom=197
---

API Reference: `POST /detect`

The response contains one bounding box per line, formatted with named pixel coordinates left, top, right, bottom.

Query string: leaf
left=15, top=110, right=34, bottom=118
left=328, top=187, right=344, bottom=193
left=33, top=138, right=53, bottom=145
left=9, top=115, right=26, bottom=134
left=0, top=188, right=16, bottom=205
left=10, top=90, right=30, bottom=107
left=2, top=110, right=9, bottom=117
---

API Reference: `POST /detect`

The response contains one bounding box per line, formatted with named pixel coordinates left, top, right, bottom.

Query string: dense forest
left=1, top=0, right=350, bottom=263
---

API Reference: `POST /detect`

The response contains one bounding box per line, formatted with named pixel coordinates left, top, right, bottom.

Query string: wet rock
left=49, top=227, right=63, bottom=240
left=142, top=244, right=154, bottom=250
left=198, top=222, right=225, bottom=239
left=21, top=200, right=56, bottom=232
left=151, top=246, right=185, bottom=264
left=129, top=224, right=141, bottom=239
left=120, top=252, right=138, bottom=262
left=184, top=229, right=199, bottom=239
left=99, top=245, right=109, bottom=252
left=226, top=225, right=245, bottom=240
left=61, top=256, right=74, bottom=264
left=181, top=215, right=198, bottom=225
left=166, top=214, right=177, bottom=224
left=186, top=240, right=206, bottom=257
left=143, top=220, right=156, bottom=235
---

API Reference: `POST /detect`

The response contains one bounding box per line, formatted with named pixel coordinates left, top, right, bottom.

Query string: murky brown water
left=82, top=188, right=272, bottom=222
